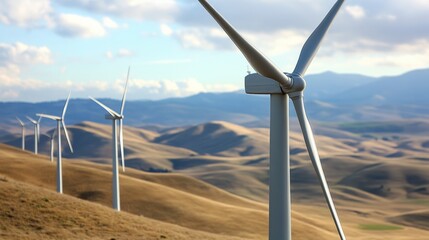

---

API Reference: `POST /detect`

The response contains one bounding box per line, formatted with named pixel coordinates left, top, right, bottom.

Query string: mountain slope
left=0, top=177, right=245, bottom=240
left=0, top=143, right=354, bottom=240
left=2, top=68, right=429, bottom=128
left=330, top=68, right=429, bottom=105
left=155, top=121, right=269, bottom=157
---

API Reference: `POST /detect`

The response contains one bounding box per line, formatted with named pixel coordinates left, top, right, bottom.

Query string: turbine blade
left=293, top=0, right=344, bottom=76
left=119, top=119, right=125, bottom=172
left=61, top=121, right=74, bottom=153
left=26, top=116, right=37, bottom=124
left=120, top=66, right=130, bottom=116
left=16, top=117, right=24, bottom=126
left=291, top=94, right=346, bottom=240
left=62, top=91, right=71, bottom=119
left=198, top=0, right=292, bottom=89
left=37, top=113, right=61, bottom=121
left=89, top=96, right=120, bottom=118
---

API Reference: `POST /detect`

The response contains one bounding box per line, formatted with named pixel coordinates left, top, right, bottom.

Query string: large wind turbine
left=199, top=0, right=346, bottom=239
left=16, top=117, right=26, bottom=150
left=89, top=67, right=130, bottom=211
left=26, top=116, right=41, bottom=154
left=37, top=92, right=74, bottom=194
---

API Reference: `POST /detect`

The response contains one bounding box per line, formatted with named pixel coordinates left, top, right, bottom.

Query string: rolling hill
left=2, top=114, right=429, bottom=238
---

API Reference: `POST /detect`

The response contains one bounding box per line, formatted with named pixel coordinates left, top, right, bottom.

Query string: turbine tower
left=37, top=92, right=74, bottom=194
left=47, top=131, right=55, bottom=162
left=26, top=116, right=41, bottom=154
left=89, top=67, right=130, bottom=211
left=16, top=117, right=26, bottom=150
left=199, top=0, right=346, bottom=239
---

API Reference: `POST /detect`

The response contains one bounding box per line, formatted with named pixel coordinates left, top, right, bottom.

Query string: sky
left=0, top=0, right=428, bottom=102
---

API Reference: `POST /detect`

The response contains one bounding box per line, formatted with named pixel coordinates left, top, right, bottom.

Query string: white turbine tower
left=26, top=116, right=41, bottom=154
left=89, top=67, right=130, bottom=211
left=37, top=92, right=74, bottom=194
left=199, top=0, right=346, bottom=240
left=47, top=131, right=55, bottom=162
left=16, top=117, right=26, bottom=150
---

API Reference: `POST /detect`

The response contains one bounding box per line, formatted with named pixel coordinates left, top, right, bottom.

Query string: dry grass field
left=1, top=119, right=429, bottom=239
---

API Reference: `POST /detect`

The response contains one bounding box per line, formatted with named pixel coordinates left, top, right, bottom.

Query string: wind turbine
left=26, top=116, right=41, bottom=154
left=89, top=67, right=130, bottom=211
left=16, top=117, right=26, bottom=150
left=37, top=92, right=74, bottom=194
left=199, top=0, right=346, bottom=240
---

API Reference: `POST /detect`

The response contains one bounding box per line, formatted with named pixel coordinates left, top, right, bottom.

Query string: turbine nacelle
left=245, top=73, right=306, bottom=94
left=105, top=114, right=124, bottom=120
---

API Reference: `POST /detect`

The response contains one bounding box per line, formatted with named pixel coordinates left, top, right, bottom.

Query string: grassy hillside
left=0, top=176, right=246, bottom=240
left=1, top=138, right=429, bottom=239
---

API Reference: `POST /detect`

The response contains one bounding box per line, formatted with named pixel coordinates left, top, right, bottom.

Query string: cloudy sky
left=0, top=0, right=428, bottom=101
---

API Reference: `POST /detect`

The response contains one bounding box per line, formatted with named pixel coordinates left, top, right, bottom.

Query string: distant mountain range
left=1, top=68, right=429, bottom=129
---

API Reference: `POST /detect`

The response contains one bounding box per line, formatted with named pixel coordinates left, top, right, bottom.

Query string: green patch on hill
left=359, top=224, right=403, bottom=231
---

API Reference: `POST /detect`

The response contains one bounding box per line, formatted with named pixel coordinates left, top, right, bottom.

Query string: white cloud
left=143, top=59, right=192, bottom=65
left=0, top=75, right=240, bottom=101
left=117, top=49, right=133, bottom=57
left=175, top=28, right=229, bottom=50
left=160, top=24, right=173, bottom=36
left=0, top=0, right=51, bottom=28
left=105, top=51, right=113, bottom=59
left=376, top=14, right=397, bottom=22
left=0, top=63, right=20, bottom=86
left=173, top=26, right=306, bottom=56
left=0, top=42, right=53, bottom=99
left=102, top=17, right=119, bottom=29
left=58, top=0, right=179, bottom=21
left=105, top=49, right=134, bottom=59
left=0, top=42, right=52, bottom=66
left=123, top=78, right=240, bottom=99
left=53, top=14, right=106, bottom=38
left=345, top=5, right=366, bottom=20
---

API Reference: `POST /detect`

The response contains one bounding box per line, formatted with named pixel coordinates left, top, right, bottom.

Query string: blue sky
left=0, top=0, right=428, bottom=101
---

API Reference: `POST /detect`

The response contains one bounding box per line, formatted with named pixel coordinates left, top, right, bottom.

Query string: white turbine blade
left=198, top=0, right=292, bottom=89
left=61, top=121, right=74, bottom=153
left=62, top=91, right=71, bottom=119
left=26, top=116, right=37, bottom=124
left=292, top=94, right=346, bottom=240
left=293, top=0, right=344, bottom=76
left=119, top=119, right=125, bottom=172
left=37, top=113, right=61, bottom=121
left=120, top=66, right=130, bottom=116
left=16, top=117, right=24, bottom=126
left=89, top=96, right=120, bottom=118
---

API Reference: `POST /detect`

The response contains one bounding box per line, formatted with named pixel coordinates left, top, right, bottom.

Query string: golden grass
left=2, top=117, right=429, bottom=240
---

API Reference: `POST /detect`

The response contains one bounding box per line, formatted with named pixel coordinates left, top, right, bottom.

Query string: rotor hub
left=282, top=73, right=306, bottom=94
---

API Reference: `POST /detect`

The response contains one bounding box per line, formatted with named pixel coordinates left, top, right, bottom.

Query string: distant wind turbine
left=16, top=117, right=26, bottom=150
left=89, top=67, right=130, bottom=211
left=199, top=0, right=346, bottom=240
left=26, top=116, right=41, bottom=154
left=37, top=92, right=74, bottom=194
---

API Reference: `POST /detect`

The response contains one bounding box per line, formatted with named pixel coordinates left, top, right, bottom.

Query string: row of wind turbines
left=15, top=67, right=131, bottom=212
left=13, top=0, right=348, bottom=239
